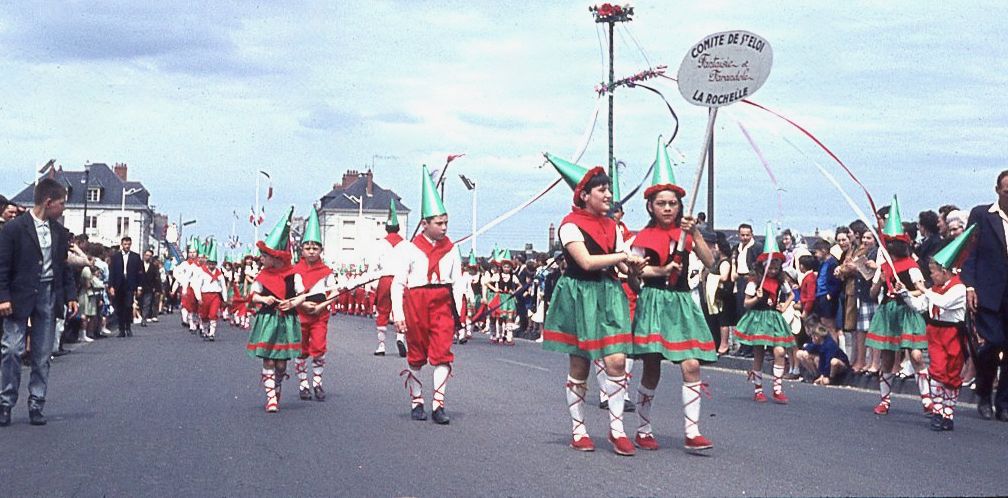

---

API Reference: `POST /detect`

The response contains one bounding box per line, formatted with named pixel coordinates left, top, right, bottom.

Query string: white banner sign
left=677, top=30, right=773, bottom=107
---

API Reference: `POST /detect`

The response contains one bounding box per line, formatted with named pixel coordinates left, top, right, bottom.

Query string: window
left=87, top=188, right=101, bottom=203
left=85, top=216, right=98, bottom=231
left=342, top=219, right=355, bottom=240
left=117, top=216, right=130, bottom=236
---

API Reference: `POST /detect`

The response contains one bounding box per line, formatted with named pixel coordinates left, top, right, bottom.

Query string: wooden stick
left=687, top=107, right=719, bottom=216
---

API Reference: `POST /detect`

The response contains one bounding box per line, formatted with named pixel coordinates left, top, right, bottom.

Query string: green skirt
left=735, top=308, right=793, bottom=347
left=543, top=276, right=632, bottom=360
left=498, top=293, right=517, bottom=313
left=631, top=287, right=716, bottom=363
left=866, top=300, right=927, bottom=351
left=246, top=311, right=303, bottom=360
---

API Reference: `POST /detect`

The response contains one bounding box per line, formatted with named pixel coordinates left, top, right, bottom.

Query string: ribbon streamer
left=736, top=121, right=784, bottom=226
left=456, top=179, right=562, bottom=245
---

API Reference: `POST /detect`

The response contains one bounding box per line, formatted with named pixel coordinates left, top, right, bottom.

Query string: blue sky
left=1, top=1, right=1006, bottom=254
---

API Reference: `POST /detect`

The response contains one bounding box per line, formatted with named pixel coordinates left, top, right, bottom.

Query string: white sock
left=565, top=376, right=588, bottom=439
left=683, top=381, right=703, bottom=438
left=181, top=308, right=189, bottom=323
left=376, top=326, right=386, bottom=348
left=594, top=360, right=608, bottom=403
left=312, top=356, right=325, bottom=388
left=432, top=364, right=451, bottom=410
left=930, top=379, right=944, bottom=416
left=396, top=332, right=406, bottom=345
left=749, top=370, right=764, bottom=393
left=295, top=358, right=309, bottom=390
left=189, top=316, right=198, bottom=331
left=625, top=358, right=635, bottom=404
left=209, top=320, right=217, bottom=336
left=917, top=369, right=932, bottom=408
left=944, top=386, right=959, bottom=420
left=880, top=373, right=894, bottom=406
left=605, top=374, right=628, bottom=438
left=773, top=364, right=784, bottom=395
left=636, top=386, right=655, bottom=436
left=405, top=367, right=423, bottom=407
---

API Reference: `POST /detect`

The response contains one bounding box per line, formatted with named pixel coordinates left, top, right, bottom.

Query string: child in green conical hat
left=175, top=238, right=205, bottom=332
left=541, top=152, right=648, bottom=456
left=391, top=165, right=465, bottom=425
left=248, top=207, right=307, bottom=413
left=193, top=241, right=227, bottom=341
left=867, top=195, right=930, bottom=416
left=372, top=197, right=407, bottom=357
left=291, top=207, right=337, bottom=401
left=486, top=249, right=519, bottom=345
left=906, top=225, right=974, bottom=430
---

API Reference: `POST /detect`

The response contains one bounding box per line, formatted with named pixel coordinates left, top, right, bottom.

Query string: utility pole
left=590, top=4, right=634, bottom=175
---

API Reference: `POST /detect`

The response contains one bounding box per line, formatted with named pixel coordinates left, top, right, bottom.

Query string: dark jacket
left=961, top=203, right=1008, bottom=313
left=109, top=250, right=142, bottom=292
left=139, top=260, right=161, bottom=293
left=0, top=212, right=77, bottom=320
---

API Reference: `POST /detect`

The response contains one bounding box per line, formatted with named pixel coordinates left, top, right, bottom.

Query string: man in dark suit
left=0, top=178, right=78, bottom=426
left=108, top=236, right=142, bottom=337
left=731, top=223, right=758, bottom=356
left=138, top=250, right=160, bottom=326
left=962, top=169, right=1008, bottom=421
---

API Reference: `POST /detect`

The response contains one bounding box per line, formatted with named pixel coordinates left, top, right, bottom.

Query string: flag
left=249, top=206, right=256, bottom=225
left=446, top=153, right=465, bottom=164
left=257, top=206, right=265, bottom=226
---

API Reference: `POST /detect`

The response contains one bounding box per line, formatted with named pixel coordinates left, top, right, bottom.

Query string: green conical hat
left=207, top=240, right=219, bottom=262
left=490, top=243, right=500, bottom=262
left=756, top=222, right=784, bottom=262
left=303, top=208, right=322, bottom=245
left=544, top=153, right=590, bottom=190
left=468, top=249, right=477, bottom=267
left=645, top=136, right=685, bottom=197
left=931, top=224, right=976, bottom=269
left=610, top=160, right=622, bottom=204
left=263, top=206, right=294, bottom=251
left=883, top=195, right=905, bottom=237
left=420, top=165, right=447, bottom=218
left=502, top=249, right=513, bottom=264
left=386, top=198, right=400, bottom=227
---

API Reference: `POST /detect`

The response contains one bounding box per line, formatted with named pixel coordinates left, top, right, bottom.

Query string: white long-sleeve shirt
left=910, top=278, right=966, bottom=323
left=192, top=269, right=227, bottom=300
left=391, top=235, right=466, bottom=323
left=172, top=260, right=197, bottom=293
left=372, top=236, right=405, bottom=277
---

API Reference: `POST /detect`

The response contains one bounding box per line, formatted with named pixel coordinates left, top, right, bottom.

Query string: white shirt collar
left=29, top=210, right=46, bottom=226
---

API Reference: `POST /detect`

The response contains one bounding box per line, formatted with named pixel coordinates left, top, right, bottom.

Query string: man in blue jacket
left=962, top=170, right=1008, bottom=421
left=0, top=178, right=78, bottom=427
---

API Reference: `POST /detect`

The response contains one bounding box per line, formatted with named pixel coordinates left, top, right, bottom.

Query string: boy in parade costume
left=483, top=246, right=502, bottom=339
left=392, top=166, right=466, bottom=425
left=292, top=208, right=338, bottom=401
left=541, top=153, right=646, bottom=456
left=867, top=196, right=931, bottom=415
left=627, top=138, right=718, bottom=452
left=908, top=226, right=974, bottom=430
left=193, top=241, right=227, bottom=341
left=736, top=223, right=795, bottom=404
left=458, top=250, right=481, bottom=344
left=488, top=252, right=519, bottom=345
left=373, top=198, right=407, bottom=357
left=173, top=244, right=200, bottom=330
left=246, top=208, right=306, bottom=413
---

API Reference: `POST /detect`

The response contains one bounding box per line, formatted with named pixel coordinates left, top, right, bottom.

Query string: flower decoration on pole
left=590, top=3, right=633, bottom=23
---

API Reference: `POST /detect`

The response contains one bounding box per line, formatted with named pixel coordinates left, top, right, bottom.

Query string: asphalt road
left=1, top=313, right=1005, bottom=497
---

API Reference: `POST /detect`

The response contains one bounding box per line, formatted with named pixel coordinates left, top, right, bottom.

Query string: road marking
left=497, top=358, right=550, bottom=372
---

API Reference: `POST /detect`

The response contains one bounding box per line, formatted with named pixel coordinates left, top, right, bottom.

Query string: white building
left=11, top=162, right=156, bottom=249
left=317, top=169, right=410, bottom=266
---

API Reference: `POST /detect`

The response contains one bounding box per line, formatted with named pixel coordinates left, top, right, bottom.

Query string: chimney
left=113, top=163, right=128, bottom=181
left=548, top=223, right=556, bottom=250
left=365, top=169, right=374, bottom=197
left=341, top=169, right=359, bottom=189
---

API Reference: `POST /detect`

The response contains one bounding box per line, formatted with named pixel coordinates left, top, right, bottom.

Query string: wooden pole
left=707, top=120, right=715, bottom=226
left=607, top=20, right=615, bottom=175
left=687, top=107, right=718, bottom=216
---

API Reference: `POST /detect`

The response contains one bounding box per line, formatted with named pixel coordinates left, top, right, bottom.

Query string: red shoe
left=922, top=401, right=933, bottom=414
left=570, top=435, right=595, bottom=452
left=753, top=391, right=768, bottom=403
left=634, top=433, right=659, bottom=450
left=771, top=392, right=789, bottom=405
left=684, top=434, right=714, bottom=451
left=608, top=432, right=636, bottom=456
left=873, top=402, right=889, bottom=415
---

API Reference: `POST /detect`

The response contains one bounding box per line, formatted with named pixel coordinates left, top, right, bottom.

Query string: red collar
left=385, top=233, right=404, bottom=247
left=632, top=224, right=692, bottom=266
left=411, top=234, right=454, bottom=281
left=293, top=259, right=332, bottom=291
left=561, top=208, right=616, bottom=254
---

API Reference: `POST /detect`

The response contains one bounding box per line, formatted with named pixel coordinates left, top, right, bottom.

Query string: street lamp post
left=121, top=187, right=142, bottom=239
left=80, top=165, right=91, bottom=235
left=460, top=174, right=477, bottom=253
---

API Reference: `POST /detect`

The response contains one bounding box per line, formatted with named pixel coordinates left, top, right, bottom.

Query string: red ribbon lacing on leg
left=261, top=371, right=278, bottom=410
left=683, top=382, right=711, bottom=434
left=312, top=357, right=325, bottom=386
left=917, top=371, right=932, bottom=405
left=607, top=376, right=628, bottom=434
left=747, top=370, right=763, bottom=389
left=433, top=364, right=453, bottom=409
left=565, top=380, right=587, bottom=436
left=637, top=390, right=654, bottom=434
left=880, top=375, right=892, bottom=406
left=400, top=369, right=424, bottom=405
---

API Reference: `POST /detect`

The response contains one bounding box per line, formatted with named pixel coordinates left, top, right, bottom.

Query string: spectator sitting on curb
left=797, top=321, right=850, bottom=385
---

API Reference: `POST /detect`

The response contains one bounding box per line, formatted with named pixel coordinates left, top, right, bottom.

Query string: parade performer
left=391, top=166, right=466, bottom=425
left=246, top=208, right=305, bottom=413
left=541, top=153, right=645, bottom=456
left=173, top=244, right=199, bottom=330
left=458, top=251, right=481, bottom=344
left=373, top=199, right=406, bottom=356
left=488, top=253, right=519, bottom=345
left=193, top=242, right=227, bottom=341
left=483, top=248, right=502, bottom=337
left=292, top=208, right=337, bottom=401
left=628, top=139, right=718, bottom=451
left=909, top=227, right=973, bottom=430
left=867, top=197, right=930, bottom=415
left=735, top=223, right=795, bottom=405
left=595, top=185, right=636, bottom=413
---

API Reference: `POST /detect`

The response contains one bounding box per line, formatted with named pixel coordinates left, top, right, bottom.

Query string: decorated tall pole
left=590, top=3, right=634, bottom=175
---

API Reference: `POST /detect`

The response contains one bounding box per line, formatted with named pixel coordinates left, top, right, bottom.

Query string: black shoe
left=313, top=385, right=326, bottom=402
left=126, top=328, right=133, bottom=337
left=411, top=404, right=427, bottom=421
left=624, top=399, right=636, bottom=413
left=52, top=349, right=69, bottom=358
left=996, top=409, right=1008, bottom=422
left=396, top=340, right=408, bottom=358
left=978, top=399, right=994, bottom=420
left=459, top=337, right=468, bottom=345
left=299, top=388, right=312, bottom=401
left=431, top=407, right=450, bottom=425
left=930, top=413, right=944, bottom=431
left=0, top=406, right=10, bottom=427
left=941, top=417, right=955, bottom=431
left=599, top=400, right=609, bottom=410
left=140, top=323, right=147, bottom=327
left=29, top=408, right=46, bottom=426
left=117, top=331, right=126, bottom=338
